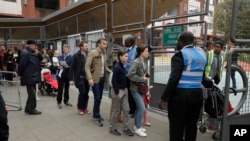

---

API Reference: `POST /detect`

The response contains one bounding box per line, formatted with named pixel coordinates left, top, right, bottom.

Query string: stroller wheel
left=212, top=132, right=220, bottom=140
left=199, top=125, right=207, bottom=133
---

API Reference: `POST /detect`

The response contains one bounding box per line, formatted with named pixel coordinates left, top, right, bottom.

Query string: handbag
left=136, top=62, right=149, bottom=95
left=137, top=83, right=148, bottom=95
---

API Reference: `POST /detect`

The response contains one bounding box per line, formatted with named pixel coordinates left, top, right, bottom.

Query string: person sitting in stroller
left=40, top=62, right=58, bottom=96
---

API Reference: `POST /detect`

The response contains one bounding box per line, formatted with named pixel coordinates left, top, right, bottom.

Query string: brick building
left=0, top=0, right=71, bottom=18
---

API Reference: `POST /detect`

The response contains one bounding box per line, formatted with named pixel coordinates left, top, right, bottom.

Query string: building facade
left=0, top=0, right=70, bottom=18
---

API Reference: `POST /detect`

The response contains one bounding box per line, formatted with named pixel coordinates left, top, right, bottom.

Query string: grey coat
left=128, top=58, right=148, bottom=92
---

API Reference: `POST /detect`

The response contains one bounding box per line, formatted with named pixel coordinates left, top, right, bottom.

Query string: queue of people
left=0, top=32, right=238, bottom=141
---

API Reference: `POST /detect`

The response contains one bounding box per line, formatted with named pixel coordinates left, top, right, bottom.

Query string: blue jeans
left=131, top=91, right=145, bottom=129
left=231, top=71, right=236, bottom=88
left=51, top=74, right=57, bottom=80
left=92, top=77, right=104, bottom=118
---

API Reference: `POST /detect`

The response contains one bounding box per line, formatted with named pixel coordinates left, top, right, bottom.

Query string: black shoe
left=130, top=114, right=134, bottom=118
left=96, top=118, right=103, bottom=127
left=28, top=110, right=42, bottom=115
left=24, top=109, right=29, bottom=114
left=58, top=103, right=62, bottom=109
left=99, top=116, right=104, bottom=121
left=64, top=102, right=72, bottom=107
left=123, top=128, right=134, bottom=136
left=93, top=116, right=104, bottom=121
left=110, top=128, right=121, bottom=136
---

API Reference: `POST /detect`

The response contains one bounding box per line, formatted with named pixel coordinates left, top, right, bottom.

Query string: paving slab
left=5, top=85, right=215, bottom=141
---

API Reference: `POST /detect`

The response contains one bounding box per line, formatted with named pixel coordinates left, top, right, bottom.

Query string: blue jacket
left=177, top=46, right=206, bottom=88
left=58, top=54, right=72, bottom=79
left=18, top=47, right=41, bottom=85
left=161, top=46, right=207, bottom=102
left=112, top=61, right=127, bottom=94
left=125, top=45, right=137, bottom=76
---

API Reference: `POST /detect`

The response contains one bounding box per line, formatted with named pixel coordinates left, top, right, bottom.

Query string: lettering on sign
left=162, top=26, right=184, bottom=47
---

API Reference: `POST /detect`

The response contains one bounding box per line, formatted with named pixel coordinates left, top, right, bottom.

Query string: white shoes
left=134, top=126, right=147, bottom=137
left=141, top=127, right=146, bottom=132
left=36, top=97, right=41, bottom=101
left=36, top=93, right=41, bottom=101
left=134, top=126, right=146, bottom=132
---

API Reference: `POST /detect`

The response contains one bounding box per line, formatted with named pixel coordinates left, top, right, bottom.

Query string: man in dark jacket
left=124, top=36, right=137, bottom=118
left=57, top=44, right=72, bottom=109
left=18, top=40, right=42, bottom=115
left=69, top=41, right=90, bottom=114
left=159, top=32, right=210, bottom=141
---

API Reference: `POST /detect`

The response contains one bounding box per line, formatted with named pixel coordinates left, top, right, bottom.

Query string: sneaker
left=99, top=116, right=104, bottom=121
left=134, top=128, right=147, bottom=137
left=83, top=109, right=91, bottom=114
left=96, top=118, right=103, bottom=127
left=123, top=128, right=134, bottom=136
left=134, top=126, right=146, bottom=132
left=58, top=103, right=62, bottom=109
left=140, top=127, right=146, bottom=132
left=36, top=96, right=41, bottom=101
left=64, top=102, right=73, bottom=106
left=78, top=109, right=84, bottom=115
left=110, top=128, right=121, bottom=136
left=93, top=116, right=104, bottom=121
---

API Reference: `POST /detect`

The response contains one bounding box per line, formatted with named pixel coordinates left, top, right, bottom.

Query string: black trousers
left=77, top=78, right=90, bottom=110
left=57, top=76, right=70, bottom=104
left=168, top=100, right=202, bottom=141
left=25, top=85, right=37, bottom=112
left=0, top=93, right=9, bottom=141
left=126, top=77, right=136, bottom=114
left=6, top=65, right=14, bottom=81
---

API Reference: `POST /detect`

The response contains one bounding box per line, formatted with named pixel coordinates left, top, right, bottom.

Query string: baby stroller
left=199, top=84, right=234, bottom=140
left=39, top=68, right=58, bottom=97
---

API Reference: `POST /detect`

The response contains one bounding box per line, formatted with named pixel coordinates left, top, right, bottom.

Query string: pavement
left=4, top=84, right=215, bottom=141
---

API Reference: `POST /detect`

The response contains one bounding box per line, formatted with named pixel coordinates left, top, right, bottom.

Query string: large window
left=3, top=0, right=16, bottom=2
left=35, top=0, right=59, bottom=10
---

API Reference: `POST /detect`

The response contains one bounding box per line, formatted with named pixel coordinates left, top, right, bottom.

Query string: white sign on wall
left=187, top=26, right=202, bottom=37
left=57, top=40, right=62, bottom=55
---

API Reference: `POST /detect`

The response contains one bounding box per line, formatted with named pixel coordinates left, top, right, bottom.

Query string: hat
left=26, top=40, right=37, bottom=45
left=214, top=40, right=224, bottom=48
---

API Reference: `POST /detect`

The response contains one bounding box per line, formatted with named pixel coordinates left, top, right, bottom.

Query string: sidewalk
left=7, top=85, right=214, bottom=141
